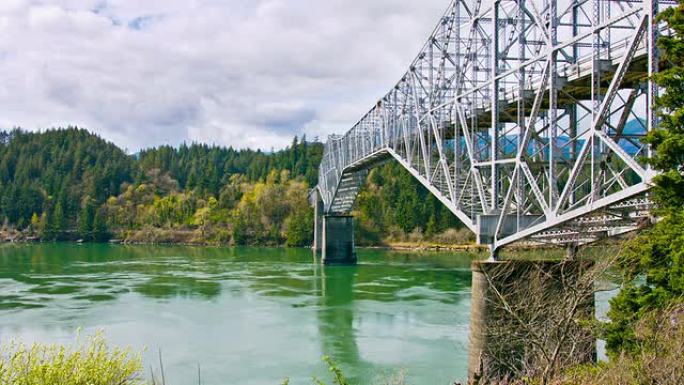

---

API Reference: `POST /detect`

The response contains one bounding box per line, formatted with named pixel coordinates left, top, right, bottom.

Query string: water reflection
left=315, top=264, right=369, bottom=381
left=0, top=243, right=479, bottom=384
left=309, top=257, right=475, bottom=383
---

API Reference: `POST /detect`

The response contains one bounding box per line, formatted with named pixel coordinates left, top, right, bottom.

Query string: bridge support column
left=321, top=215, right=356, bottom=265
left=468, top=260, right=595, bottom=384
left=312, top=193, right=324, bottom=254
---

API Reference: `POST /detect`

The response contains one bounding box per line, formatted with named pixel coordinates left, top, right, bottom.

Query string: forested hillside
left=354, top=163, right=471, bottom=245
left=0, top=128, right=469, bottom=246
left=0, top=129, right=135, bottom=234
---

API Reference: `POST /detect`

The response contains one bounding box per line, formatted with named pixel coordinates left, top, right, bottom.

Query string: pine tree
left=51, top=202, right=65, bottom=240
left=605, top=3, right=684, bottom=356
left=425, top=213, right=438, bottom=238
left=77, top=198, right=95, bottom=241
left=290, top=136, right=299, bottom=172
left=92, top=208, right=110, bottom=242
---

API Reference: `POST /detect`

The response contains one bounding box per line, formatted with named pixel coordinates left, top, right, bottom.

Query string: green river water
left=0, top=244, right=613, bottom=385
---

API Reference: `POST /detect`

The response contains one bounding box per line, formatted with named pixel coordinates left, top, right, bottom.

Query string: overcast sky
left=0, top=0, right=449, bottom=152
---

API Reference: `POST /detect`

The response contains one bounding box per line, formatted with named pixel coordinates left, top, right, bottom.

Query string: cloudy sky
left=0, top=0, right=449, bottom=152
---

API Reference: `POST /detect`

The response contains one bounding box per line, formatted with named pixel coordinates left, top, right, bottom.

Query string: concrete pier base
left=467, top=260, right=595, bottom=384
left=312, top=193, right=324, bottom=254
left=321, top=215, right=356, bottom=265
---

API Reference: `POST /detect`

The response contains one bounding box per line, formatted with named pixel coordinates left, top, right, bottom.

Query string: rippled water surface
left=0, top=244, right=483, bottom=384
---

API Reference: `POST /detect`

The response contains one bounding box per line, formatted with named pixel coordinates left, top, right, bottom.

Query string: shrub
left=0, top=332, right=145, bottom=385
left=548, top=303, right=684, bottom=385
left=434, top=228, right=475, bottom=245
left=407, top=227, right=424, bottom=243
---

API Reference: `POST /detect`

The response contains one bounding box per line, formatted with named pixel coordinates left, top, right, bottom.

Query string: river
left=0, top=244, right=613, bottom=385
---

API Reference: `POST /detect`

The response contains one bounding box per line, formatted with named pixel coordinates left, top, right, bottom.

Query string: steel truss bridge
left=316, top=0, right=673, bottom=254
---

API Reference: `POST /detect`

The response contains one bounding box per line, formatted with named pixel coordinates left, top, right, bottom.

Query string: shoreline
left=0, top=234, right=488, bottom=253
left=363, top=242, right=488, bottom=252
left=3, top=230, right=618, bottom=253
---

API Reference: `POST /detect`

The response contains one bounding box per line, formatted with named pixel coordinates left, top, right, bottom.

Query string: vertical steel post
left=590, top=0, right=601, bottom=200
left=517, top=0, right=527, bottom=229
left=490, top=1, right=500, bottom=213
left=548, top=0, right=559, bottom=210
left=645, top=0, right=659, bottom=167
left=454, top=2, right=462, bottom=203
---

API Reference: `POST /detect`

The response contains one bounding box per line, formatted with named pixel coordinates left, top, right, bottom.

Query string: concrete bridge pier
left=311, top=191, right=356, bottom=264
left=320, top=215, right=356, bottom=265
left=312, top=192, right=324, bottom=254
left=467, top=260, right=596, bottom=384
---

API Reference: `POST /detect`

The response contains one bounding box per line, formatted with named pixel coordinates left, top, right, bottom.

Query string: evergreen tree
left=605, top=3, right=684, bottom=356
left=38, top=212, right=47, bottom=238
left=51, top=202, right=65, bottom=240
left=290, top=136, right=299, bottom=173
left=92, top=208, right=110, bottom=242
left=77, top=198, right=95, bottom=241
left=285, top=209, right=313, bottom=247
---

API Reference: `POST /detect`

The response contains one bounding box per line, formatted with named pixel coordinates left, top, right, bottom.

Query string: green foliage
left=77, top=197, right=96, bottom=241
left=643, top=4, right=684, bottom=212
left=92, top=208, right=110, bottom=242
left=605, top=3, right=684, bottom=357
left=228, top=173, right=311, bottom=246
left=606, top=209, right=684, bottom=354
left=50, top=201, right=66, bottom=241
left=322, top=355, right=349, bottom=385
left=0, top=129, right=322, bottom=246
left=285, top=209, right=314, bottom=247
left=353, top=163, right=466, bottom=245
left=137, top=134, right=323, bottom=191
left=311, top=356, right=349, bottom=385
left=0, top=128, right=135, bottom=235
left=29, top=212, right=40, bottom=234
left=0, top=332, right=145, bottom=385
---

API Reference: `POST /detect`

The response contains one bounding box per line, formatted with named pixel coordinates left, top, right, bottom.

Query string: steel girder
left=317, top=0, right=674, bottom=252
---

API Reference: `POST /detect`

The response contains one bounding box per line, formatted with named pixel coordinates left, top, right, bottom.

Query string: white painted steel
left=317, top=0, right=672, bottom=251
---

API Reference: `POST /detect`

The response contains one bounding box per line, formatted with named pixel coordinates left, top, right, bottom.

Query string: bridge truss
left=317, top=0, right=673, bottom=252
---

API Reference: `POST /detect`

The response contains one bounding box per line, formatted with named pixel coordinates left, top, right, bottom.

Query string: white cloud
left=0, top=0, right=448, bottom=151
